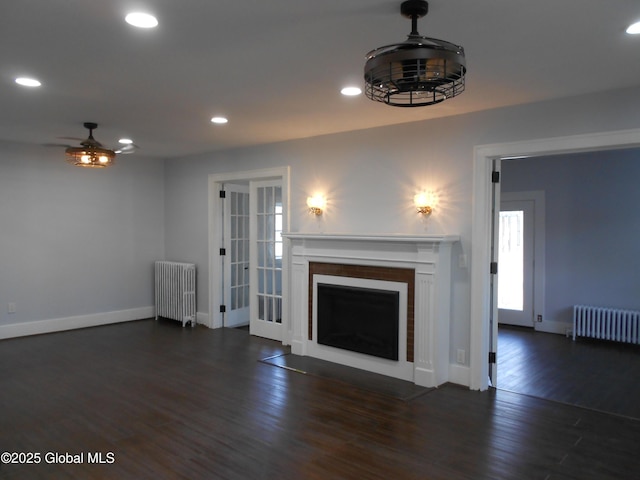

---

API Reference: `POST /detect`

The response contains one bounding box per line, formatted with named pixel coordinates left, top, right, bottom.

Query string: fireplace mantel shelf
left=283, top=233, right=460, bottom=244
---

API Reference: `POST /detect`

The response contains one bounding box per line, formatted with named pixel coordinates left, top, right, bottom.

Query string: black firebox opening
left=317, top=283, right=399, bottom=361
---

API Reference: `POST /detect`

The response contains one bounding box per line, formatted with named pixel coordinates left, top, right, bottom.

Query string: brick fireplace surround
left=284, top=234, right=459, bottom=388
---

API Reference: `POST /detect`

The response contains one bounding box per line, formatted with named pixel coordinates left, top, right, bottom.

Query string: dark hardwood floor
left=1, top=319, right=639, bottom=479
left=497, top=325, right=640, bottom=420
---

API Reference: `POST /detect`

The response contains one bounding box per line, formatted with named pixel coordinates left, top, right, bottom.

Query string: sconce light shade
left=307, top=195, right=325, bottom=215
left=414, top=191, right=434, bottom=215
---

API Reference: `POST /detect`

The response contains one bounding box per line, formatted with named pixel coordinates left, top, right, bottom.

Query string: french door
left=249, top=179, right=283, bottom=341
left=223, top=184, right=250, bottom=327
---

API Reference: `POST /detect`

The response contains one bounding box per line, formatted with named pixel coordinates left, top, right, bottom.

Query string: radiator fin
left=572, top=305, right=639, bottom=344
left=154, top=261, right=197, bottom=327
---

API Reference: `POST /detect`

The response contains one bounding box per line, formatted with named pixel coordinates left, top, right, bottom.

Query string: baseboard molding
left=196, top=312, right=211, bottom=328
left=535, top=320, right=572, bottom=336
left=0, top=307, right=154, bottom=340
left=448, top=363, right=471, bottom=387
left=224, top=317, right=248, bottom=329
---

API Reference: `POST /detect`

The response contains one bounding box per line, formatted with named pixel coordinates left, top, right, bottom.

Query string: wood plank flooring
left=259, top=353, right=432, bottom=401
left=1, top=319, right=639, bottom=479
left=497, top=325, right=640, bottom=419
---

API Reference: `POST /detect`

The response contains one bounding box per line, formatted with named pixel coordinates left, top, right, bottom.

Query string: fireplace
left=317, top=283, right=399, bottom=360
left=284, top=233, right=458, bottom=387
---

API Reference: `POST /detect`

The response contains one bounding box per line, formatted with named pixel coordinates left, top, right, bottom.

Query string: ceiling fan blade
left=51, top=124, right=138, bottom=156
left=42, top=142, right=73, bottom=148
left=57, top=136, right=86, bottom=141
left=115, top=143, right=140, bottom=154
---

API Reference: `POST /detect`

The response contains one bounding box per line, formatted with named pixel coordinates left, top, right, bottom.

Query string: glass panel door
left=498, top=200, right=534, bottom=327
left=223, top=184, right=250, bottom=327
left=250, top=179, right=283, bottom=340
left=498, top=210, right=524, bottom=311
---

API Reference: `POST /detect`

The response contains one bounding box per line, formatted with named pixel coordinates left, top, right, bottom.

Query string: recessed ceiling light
left=341, top=86, right=362, bottom=96
left=125, top=12, right=158, bottom=28
left=627, top=21, right=640, bottom=34
left=15, top=77, right=41, bottom=87
left=211, top=116, right=228, bottom=124
left=119, top=138, right=133, bottom=144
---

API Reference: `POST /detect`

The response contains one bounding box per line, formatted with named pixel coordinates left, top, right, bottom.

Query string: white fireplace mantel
left=283, top=233, right=459, bottom=388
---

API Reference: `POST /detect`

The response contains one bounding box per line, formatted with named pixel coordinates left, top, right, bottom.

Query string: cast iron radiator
left=572, top=305, right=639, bottom=344
left=154, top=261, right=196, bottom=327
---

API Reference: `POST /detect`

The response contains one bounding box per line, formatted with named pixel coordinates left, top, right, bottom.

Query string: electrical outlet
left=8, top=302, right=16, bottom=314
left=537, top=315, right=543, bottom=322
left=456, top=349, right=466, bottom=364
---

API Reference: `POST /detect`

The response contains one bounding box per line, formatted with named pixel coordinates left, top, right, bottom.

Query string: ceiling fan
left=51, top=122, right=139, bottom=168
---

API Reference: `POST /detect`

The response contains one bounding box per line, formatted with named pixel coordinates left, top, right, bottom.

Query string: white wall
left=2, top=85, right=636, bottom=380
left=164, top=85, right=640, bottom=376
left=0, top=142, right=165, bottom=336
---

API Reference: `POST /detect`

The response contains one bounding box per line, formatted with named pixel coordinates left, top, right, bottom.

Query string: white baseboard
left=535, top=320, right=572, bottom=335
left=448, top=363, right=470, bottom=387
left=196, top=312, right=211, bottom=328
left=224, top=318, right=249, bottom=328
left=0, top=307, right=154, bottom=340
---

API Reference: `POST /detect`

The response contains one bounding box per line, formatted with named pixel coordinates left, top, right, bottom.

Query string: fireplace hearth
left=317, top=284, right=399, bottom=360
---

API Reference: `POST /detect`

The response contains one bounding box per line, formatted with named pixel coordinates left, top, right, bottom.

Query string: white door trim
left=470, top=128, right=640, bottom=391
left=208, top=167, right=291, bottom=344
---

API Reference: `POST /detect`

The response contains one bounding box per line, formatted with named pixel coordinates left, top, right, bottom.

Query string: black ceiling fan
left=46, top=122, right=139, bottom=167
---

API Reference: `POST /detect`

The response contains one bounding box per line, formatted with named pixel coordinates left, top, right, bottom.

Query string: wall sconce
left=414, top=191, right=435, bottom=215
left=307, top=195, right=325, bottom=216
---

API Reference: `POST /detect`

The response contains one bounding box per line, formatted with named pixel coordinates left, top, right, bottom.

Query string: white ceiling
left=2, top=0, right=640, bottom=159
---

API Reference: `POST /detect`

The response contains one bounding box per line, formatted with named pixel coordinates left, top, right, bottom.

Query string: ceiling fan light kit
left=65, top=122, right=116, bottom=168
left=364, top=0, right=466, bottom=107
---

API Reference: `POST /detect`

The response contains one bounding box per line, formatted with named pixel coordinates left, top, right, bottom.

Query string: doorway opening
left=209, top=167, right=290, bottom=344
left=471, top=128, right=640, bottom=391
left=493, top=149, right=640, bottom=417
left=497, top=191, right=545, bottom=329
